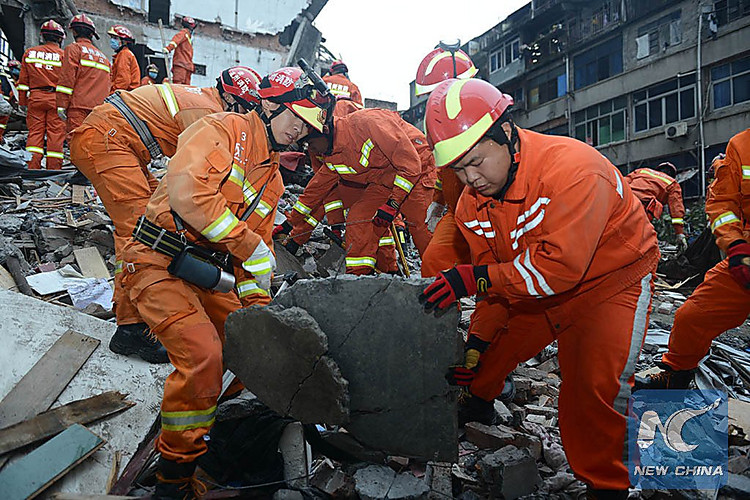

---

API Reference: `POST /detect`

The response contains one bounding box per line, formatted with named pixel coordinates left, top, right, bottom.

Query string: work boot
left=499, top=374, right=516, bottom=403
left=458, top=393, right=497, bottom=426
left=634, top=362, right=694, bottom=391
left=584, top=486, right=629, bottom=500
left=108, top=323, right=170, bottom=364
left=154, top=457, right=206, bottom=500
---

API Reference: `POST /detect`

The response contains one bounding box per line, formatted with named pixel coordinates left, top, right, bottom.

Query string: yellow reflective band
left=345, top=256, right=376, bottom=269
left=55, top=85, right=73, bottom=95
left=242, top=180, right=258, bottom=205
left=327, top=163, right=357, bottom=175
left=25, top=57, right=62, bottom=67
left=17, top=84, right=29, bottom=91
left=711, top=211, right=740, bottom=232
left=293, top=200, right=312, bottom=215
left=161, top=406, right=217, bottom=432
left=255, top=199, right=273, bottom=218
left=671, top=218, right=684, bottom=225
left=379, top=236, right=395, bottom=246
left=201, top=208, right=239, bottom=242
left=236, top=279, right=269, bottom=298
left=80, top=59, right=110, bottom=73
left=168, top=41, right=177, bottom=48
left=425, top=51, right=452, bottom=76
left=57, top=107, right=66, bottom=112
left=742, top=166, right=750, bottom=180
left=304, top=214, right=319, bottom=227
left=244, top=256, right=272, bottom=275
left=46, top=151, right=64, bottom=159
left=433, top=112, right=494, bottom=168
left=228, top=164, right=244, bottom=187
left=435, top=179, right=443, bottom=190
left=446, top=79, right=470, bottom=120
left=641, top=169, right=673, bottom=185
left=394, top=175, right=414, bottom=193
left=0, top=124, right=5, bottom=129
left=360, top=139, right=374, bottom=167
left=157, top=84, right=180, bottom=117
left=324, top=200, right=344, bottom=213
left=114, top=261, right=123, bottom=274
left=26, top=146, right=44, bottom=154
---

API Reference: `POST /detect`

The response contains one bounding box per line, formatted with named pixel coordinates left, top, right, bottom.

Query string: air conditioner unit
left=665, top=122, right=688, bottom=139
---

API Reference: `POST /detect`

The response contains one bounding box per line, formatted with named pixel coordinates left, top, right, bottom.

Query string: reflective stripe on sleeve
left=379, top=236, right=395, bottom=246
left=228, top=164, right=244, bottom=187
left=394, top=175, right=414, bottom=193
left=156, top=84, right=180, bottom=117
left=201, top=208, right=239, bottom=242
left=16, top=84, right=30, bottom=91
left=237, top=279, right=269, bottom=298
left=0, top=124, right=5, bottom=129
left=360, top=139, right=374, bottom=167
left=324, top=200, right=343, bottom=213
left=55, top=85, right=73, bottom=95
left=671, top=218, right=684, bottom=225
left=293, top=200, right=312, bottom=215
left=742, top=166, right=750, bottom=180
left=711, top=211, right=741, bottom=233
left=327, top=163, right=357, bottom=174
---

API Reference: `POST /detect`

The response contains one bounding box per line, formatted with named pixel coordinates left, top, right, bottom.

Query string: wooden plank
left=0, top=265, right=16, bottom=291
left=71, top=185, right=85, bottom=205
left=0, top=392, right=134, bottom=456
left=0, top=424, right=104, bottom=500
left=0, top=330, right=100, bottom=428
left=74, top=247, right=111, bottom=279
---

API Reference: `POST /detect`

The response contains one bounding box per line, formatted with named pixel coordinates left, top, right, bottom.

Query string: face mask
left=110, top=38, right=120, bottom=50
left=149, top=72, right=158, bottom=79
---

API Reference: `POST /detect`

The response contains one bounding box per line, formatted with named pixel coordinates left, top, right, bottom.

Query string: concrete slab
left=224, top=305, right=349, bottom=424
left=0, top=290, right=171, bottom=496
left=274, top=276, right=462, bottom=462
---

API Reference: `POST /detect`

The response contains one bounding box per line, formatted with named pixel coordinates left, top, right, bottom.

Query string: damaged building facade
left=403, top=0, right=750, bottom=198
left=0, top=0, right=329, bottom=87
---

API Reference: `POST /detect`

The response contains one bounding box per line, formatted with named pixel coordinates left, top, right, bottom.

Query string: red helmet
left=107, top=25, right=134, bottom=41
left=8, top=60, right=21, bottom=70
left=656, top=161, right=677, bottom=178
left=40, top=20, right=65, bottom=40
left=70, top=14, right=98, bottom=39
left=182, top=16, right=197, bottom=29
left=258, top=67, right=334, bottom=133
left=218, top=66, right=262, bottom=111
left=425, top=78, right=514, bottom=168
left=330, top=60, right=348, bottom=75
left=415, top=47, right=478, bottom=97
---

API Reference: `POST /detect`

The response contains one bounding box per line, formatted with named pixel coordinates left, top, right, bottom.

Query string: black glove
left=373, top=199, right=400, bottom=227
left=283, top=239, right=300, bottom=256
left=273, top=220, right=293, bottom=238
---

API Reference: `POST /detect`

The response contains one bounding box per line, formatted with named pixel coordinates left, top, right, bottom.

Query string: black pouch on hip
left=167, top=246, right=235, bottom=293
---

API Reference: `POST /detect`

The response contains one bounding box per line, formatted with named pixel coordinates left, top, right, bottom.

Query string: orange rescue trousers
left=662, top=258, right=750, bottom=370
left=172, top=67, right=192, bottom=85
left=420, top=211, right=471, bottom=277
left=26, top=93, right=65, bottom=170
left=70, top=122, right=157, bottom=325
left=470, top=273, right=654, bottom=490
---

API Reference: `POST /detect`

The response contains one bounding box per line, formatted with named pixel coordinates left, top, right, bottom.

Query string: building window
left=574, top=96, right=626, bottom=146
left=635, top=11, right=682, bottom=59
left=148, top=0, right=170, bottom=24
left=633, top=74, right=696, bottom=133
left=490, top=37, right=521, bottom=73
left=712, top=55, right=750, bottom=109
left=574, top=36, right=623, bottom=89
left=528, top=65, right=567, bottom=108
left=714, top=0, right=750, bottom=26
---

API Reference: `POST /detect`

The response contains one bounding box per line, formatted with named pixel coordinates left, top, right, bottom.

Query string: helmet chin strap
left=259, top=105, right=291, bottom=152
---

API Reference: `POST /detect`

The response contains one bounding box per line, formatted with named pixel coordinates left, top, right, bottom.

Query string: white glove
left=57, top=107, right=67, bottom=121
left=676, top=233, right=688, bottom=252
left=242, top=240, right=276, bottom=291
left=162, top=47, right=170, bottom=54
left=425, top=201, right=446, bottom=233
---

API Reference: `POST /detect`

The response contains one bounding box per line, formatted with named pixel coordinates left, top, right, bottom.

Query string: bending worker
left=70, top=67, right=263, bottom=364
left=120, top=66, right=332, bottom=498
left=419, top=78, right=658, bottom=499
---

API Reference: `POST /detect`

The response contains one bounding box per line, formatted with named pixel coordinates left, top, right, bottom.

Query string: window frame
left=711, top=56, right=750, bottom=110
left=489, top=36, right=521, bottom=74
left=633, top=76, right=696, bottom=133
left=573, top=97, right=627, bottom=147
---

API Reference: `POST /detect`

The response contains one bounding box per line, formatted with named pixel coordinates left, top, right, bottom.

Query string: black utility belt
left=132, top=216, right=235, bottom=293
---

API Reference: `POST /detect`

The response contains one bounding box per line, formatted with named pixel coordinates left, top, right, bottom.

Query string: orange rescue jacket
left=456, top=129, right=659, bottom=343
left=17, top=42, right=64, bottom=107
left=165, top=28, right=194, bottom=72
left=56, top=38, right=111, bottom=111
left=432, top=168, right=465, bottom=213
left=111, top=47, right=140, bottom=92
left=323, top=73, right=363, bottom=106
left=707, top=128, right=750, bottom=252
left=625, top=168, right=686, bottom=234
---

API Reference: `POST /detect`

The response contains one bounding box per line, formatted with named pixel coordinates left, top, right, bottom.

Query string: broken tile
left=478, top=445, right=542, bottom=499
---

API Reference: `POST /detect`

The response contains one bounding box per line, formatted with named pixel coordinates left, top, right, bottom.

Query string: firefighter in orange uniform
left=141, top=63, right=160, bottom=86
left=70, top=67, right=263, bottom=364
left=108, top=25, right=140, bottom=92
left=281, top=108, right=436, bottom=275
left=419, top=79, right=658, bottom=498
left=18, top=20, right=65, bottom=170
left=163, top=16, right=196, bottom=85
left=637, top=128, right=750, bottom=390
left=120, top=66, right=333, bottom=498
left=414, top=44, right=478, bottom=277
left=625, top=161, right=687, bottom=250
left=323, top=60, right=363, bottom=107
left=56, top=14, right=111, bottom=134
left=0, top=60, right=20, bottom=143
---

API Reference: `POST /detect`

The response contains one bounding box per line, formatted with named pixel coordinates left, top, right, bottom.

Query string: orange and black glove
left=373, top=198, right=399, bottom=227
left=446, top=335, right=490, bottom=386
left=420, top=265, right=491, bottom=315
left=728, top=240, right=750, bottom=288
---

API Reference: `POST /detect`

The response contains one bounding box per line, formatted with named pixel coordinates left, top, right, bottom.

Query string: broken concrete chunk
left=478, top=445, right=542, bottom=500
left=0, top=214, right=24, bottom=234
left=275, top=276, right=462, bottom=462
left=354, top=465, right=429, bottom=500
left=224, top=305, right=349, bottom=424
left=464, top=422, right=515, bottom=450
